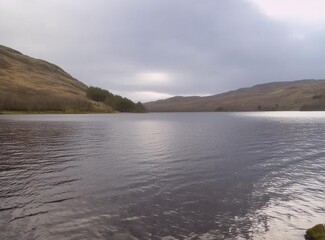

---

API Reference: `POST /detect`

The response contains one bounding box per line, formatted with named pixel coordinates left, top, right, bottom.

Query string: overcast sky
left=1, top=0, right=325, bottom=102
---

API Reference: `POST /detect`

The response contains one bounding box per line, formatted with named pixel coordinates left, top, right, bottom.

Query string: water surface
left=1, top=112, right=325, bottom=239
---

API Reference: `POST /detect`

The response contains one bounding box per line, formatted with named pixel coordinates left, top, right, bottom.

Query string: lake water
left=0, top=112, right=325, bottom=240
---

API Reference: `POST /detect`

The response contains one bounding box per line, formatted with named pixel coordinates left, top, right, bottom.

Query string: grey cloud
left=1, top=0, right=325, bottom=101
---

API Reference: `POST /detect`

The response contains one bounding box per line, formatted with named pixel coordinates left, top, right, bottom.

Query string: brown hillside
left=0, top=44, right=109, bottom=112
left=145, top=80, right=325, bottom=112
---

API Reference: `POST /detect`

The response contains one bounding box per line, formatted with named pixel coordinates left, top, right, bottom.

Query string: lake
left=1, top=112, right=325, bottom=240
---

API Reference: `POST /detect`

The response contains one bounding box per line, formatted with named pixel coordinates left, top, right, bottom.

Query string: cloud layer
left=1, top=0, right=325, bottom=101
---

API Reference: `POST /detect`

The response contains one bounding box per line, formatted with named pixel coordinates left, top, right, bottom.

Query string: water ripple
left=1, top=113, right=325, bottom=239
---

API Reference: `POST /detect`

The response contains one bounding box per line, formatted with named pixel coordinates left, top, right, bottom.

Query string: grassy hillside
left=145, top=80, right=325, bottom=112
left=0, top=44, right=110, bottom=112
left=0, top=44, right=144, bottom=113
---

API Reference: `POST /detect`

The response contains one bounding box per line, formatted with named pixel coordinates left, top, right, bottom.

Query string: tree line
left=86, top=86, right=146, bottom=112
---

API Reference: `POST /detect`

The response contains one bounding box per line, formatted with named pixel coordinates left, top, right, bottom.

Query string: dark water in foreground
left=0, top=112, right=325, bottom=240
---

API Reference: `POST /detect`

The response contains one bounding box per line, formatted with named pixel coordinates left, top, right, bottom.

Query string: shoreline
left=0, top=110, right=113, bottom=115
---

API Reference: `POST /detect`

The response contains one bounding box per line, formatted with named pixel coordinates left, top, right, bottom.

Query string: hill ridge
left=145, top=79, right=325, bottom=112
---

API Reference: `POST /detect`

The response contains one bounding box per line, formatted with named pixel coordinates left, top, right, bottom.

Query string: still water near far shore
left=1, top=112, right=325, bottom=240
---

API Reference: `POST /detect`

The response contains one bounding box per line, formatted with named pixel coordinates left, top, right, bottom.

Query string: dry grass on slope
left=145, top=80, right=325, bottom=112
left=0, top=44, right=110, bottom=112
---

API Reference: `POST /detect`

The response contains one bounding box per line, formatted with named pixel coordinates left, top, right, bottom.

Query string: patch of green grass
left=306, top=224, right=325, bottom=240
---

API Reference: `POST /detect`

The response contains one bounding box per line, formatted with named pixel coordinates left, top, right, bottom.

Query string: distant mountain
left=0, top=44, right=144, bottom=113
left=145, top=80, right=325, bottom=112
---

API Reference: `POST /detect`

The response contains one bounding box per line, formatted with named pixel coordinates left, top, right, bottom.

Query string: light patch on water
left=238, top=111, right=325, bottom=119
left=122, top=216, right=147, bottom=221
left=163, top=210, right=178, bottom=215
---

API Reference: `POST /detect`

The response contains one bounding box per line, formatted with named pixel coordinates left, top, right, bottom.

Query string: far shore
left=2, top=110, right=325, bottom=115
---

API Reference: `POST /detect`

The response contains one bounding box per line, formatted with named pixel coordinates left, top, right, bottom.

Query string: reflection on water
left=0, top=113, right=325, bottom=240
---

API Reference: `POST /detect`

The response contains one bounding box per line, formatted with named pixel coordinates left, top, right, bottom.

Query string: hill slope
left=145, top=80, right=325, bottom=112
left=0, top=44, right=110, bottom=112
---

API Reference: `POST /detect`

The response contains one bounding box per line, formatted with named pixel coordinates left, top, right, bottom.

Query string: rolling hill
left=0, top=44, right=110, bottom=112
left=145, top=80, right=325, bottom=112
left=0, top=44, right=145, bottom=113
left=2, top=43, right=324, bottom=113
